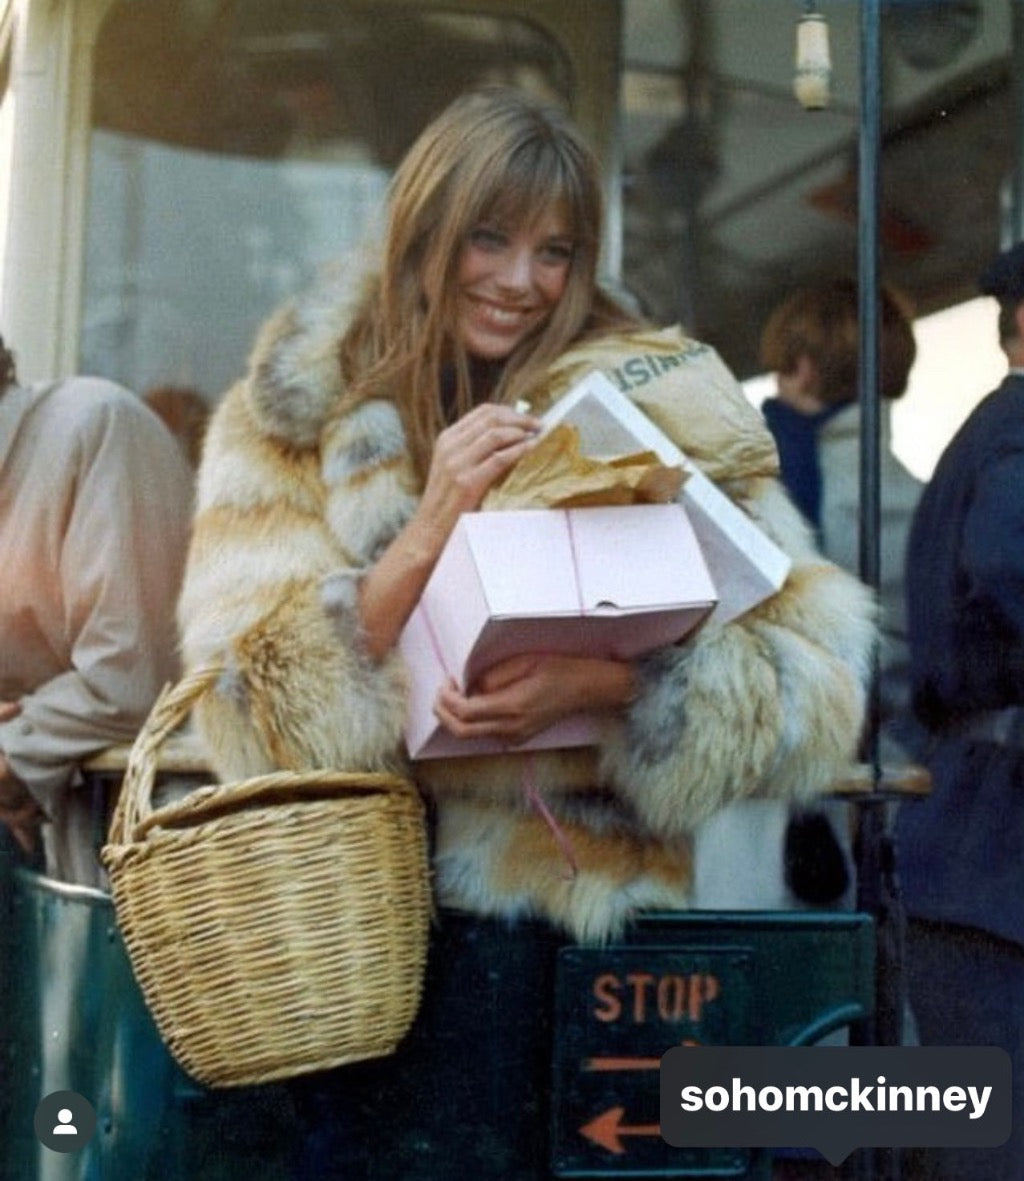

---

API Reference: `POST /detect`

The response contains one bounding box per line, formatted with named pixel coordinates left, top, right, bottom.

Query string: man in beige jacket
left=0, top=333, right=193, bottom=883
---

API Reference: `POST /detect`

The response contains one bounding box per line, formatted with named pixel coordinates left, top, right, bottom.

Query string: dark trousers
left=904, top=918, right=1024, bottom=1180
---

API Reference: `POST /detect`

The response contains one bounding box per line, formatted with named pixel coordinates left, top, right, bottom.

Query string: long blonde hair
left=337, top=87, right=637, bottom=480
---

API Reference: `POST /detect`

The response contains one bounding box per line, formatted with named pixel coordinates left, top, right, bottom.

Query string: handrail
left=82, top=735, right=932, bottom=803
left=81, top=731, right=210, bottom=776
left=828, top=761, right=932, bottom=799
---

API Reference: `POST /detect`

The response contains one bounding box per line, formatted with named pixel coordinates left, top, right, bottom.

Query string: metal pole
left=857, top=0, right=881, bottom=623
left=853, top=0, right=883, bottom=979
left=851, top=4, right=904, bottom=1179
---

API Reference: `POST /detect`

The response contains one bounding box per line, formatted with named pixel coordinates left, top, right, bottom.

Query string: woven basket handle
left=107, top=665, right=418, bottom=847
left=107, top=664, right=225, bottom=846
left=130, top=768, right=415, bottom=839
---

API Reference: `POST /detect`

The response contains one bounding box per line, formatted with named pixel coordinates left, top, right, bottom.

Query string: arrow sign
left=584, top=1040, right=700, bottom=1072
left=584, top=1056, right=661, bottom=1072
left=579, top=1106, right=661, bottom=1155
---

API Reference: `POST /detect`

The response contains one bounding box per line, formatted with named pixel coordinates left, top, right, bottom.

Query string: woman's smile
left=464, top=295, right=540, bottom=333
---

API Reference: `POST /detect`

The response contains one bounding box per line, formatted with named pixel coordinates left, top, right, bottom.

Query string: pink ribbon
left=522, top=751, right=578, bottom=882
left=564, top=509, right=587, bottom=614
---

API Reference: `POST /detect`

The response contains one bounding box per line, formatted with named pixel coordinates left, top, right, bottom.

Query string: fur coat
left=178, top=272, right=876, bottom=942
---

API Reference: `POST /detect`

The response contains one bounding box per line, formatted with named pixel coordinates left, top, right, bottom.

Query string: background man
left=0, top=333, right=193, bottom=882
left=898, top=241, right=1024, bottom=1180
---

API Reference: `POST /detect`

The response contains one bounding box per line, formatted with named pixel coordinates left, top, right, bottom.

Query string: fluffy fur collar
left=243, top=264, right=369, bottom=447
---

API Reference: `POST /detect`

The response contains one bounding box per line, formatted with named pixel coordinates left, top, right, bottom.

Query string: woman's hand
left=433, top=653, right=636, bottom=745
left=411, top=403, right=541, bottom=550
left=359, top=404, right=540, bottom=660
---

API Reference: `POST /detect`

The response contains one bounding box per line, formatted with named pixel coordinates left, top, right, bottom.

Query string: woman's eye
left=469, top=227, right=507, bottom=251
left=539, top=241, right=575, bottom=264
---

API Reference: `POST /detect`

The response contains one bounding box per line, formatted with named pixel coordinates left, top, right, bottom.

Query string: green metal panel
left=0, top=866, right=295, bottom=1181
left=0, top=865, right=874, bottom=1181
left=549, top=912, right=875, bottom=1179
left=552, top=945, right=755, bottom=1177
left=630, top=911, right=876, bottom=1048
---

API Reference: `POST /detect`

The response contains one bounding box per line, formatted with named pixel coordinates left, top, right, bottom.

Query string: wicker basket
left=101, top=665, right=432, bottom=1088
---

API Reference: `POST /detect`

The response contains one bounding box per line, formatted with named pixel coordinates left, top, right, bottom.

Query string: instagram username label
left=660, top=1045, right=1011, bottom=1165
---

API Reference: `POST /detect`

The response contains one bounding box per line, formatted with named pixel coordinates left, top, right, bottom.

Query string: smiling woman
left=174, top=83, right=878, bottom=1176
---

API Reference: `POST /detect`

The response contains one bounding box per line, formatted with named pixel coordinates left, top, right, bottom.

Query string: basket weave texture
left=101, top=665, right=432, bottom=1088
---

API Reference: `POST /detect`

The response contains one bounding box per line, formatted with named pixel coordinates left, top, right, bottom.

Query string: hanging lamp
left=795, top=1, right=831, bottom=110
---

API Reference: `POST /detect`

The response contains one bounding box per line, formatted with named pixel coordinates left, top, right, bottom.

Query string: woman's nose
left=496, top=247, right=532, bottom=293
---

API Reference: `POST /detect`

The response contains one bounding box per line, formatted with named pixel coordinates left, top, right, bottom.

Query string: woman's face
left=453, top=210, right=575, bottom=361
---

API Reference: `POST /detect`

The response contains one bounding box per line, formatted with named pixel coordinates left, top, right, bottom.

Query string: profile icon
left=53, top=1108, right=77, bottom=1135
left=33, top=1090, right=96, bottom=1153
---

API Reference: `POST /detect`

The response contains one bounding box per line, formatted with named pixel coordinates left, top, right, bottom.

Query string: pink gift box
left=398, top=503, right=717, bottom=760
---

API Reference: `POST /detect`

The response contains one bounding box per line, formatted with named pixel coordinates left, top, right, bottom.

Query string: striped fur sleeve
left=177, top=387, right=415, bottom=781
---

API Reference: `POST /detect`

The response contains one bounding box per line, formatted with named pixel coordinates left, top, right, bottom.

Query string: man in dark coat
left=897, top=240, right=1024, bottom=1180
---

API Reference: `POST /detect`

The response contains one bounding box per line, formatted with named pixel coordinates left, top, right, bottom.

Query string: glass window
left=82, top=0, right=572, bottom=400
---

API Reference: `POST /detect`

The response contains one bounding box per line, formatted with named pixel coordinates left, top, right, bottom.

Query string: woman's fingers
left=433, top=429, right=533, bottom=490
left=433, top=688, right=526, bottom=743
left=433, top=663, right=547, bottom=743
left=437, top=404, right=540, bottom=464
left=420, top=405, right=540, bottom=527
left=445, top=401, right=541, bottom=440
left=434, top=656, right=636, bottom=742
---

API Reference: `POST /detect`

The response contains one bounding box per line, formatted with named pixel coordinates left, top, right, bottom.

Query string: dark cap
left=978, top=241, right=1024, bottom=303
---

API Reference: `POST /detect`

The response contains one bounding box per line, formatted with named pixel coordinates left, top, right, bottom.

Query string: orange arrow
left=584, top=1039, right=701, bottom=1072
left=579, top=1106, right=661, bottom=1155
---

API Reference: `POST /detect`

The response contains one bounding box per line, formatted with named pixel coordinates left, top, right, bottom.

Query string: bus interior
left=1, top=0, right=1021, bottom=451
